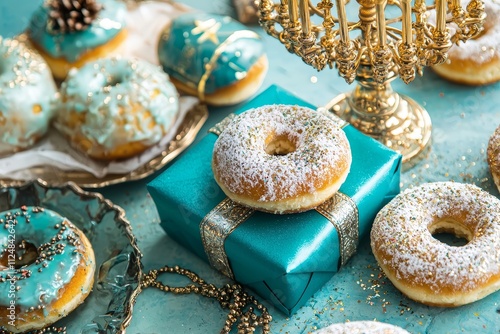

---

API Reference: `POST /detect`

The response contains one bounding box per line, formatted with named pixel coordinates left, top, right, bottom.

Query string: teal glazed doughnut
left=158, top=12, right=268, bottom=106
left=0, top=37, right=57, bottom=156
left=0, top=206, right=95, bottom=333
left=28, top=0, right=127, bottom=79
left=56, top=57, right=180, bottom=161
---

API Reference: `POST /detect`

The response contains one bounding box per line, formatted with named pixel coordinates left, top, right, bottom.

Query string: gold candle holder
left=258, top=0, right=485, bottom=163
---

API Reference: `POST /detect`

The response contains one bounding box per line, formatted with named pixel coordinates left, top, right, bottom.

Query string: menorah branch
left=258, top=0, right=485, bottom=163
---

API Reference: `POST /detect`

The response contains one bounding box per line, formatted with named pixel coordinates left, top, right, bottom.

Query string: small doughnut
left=487, top=124, right=500, bottom=192
left=0, top=206, right=95, bottom=333
left=432, top=0, right=500, bottom=85
left=158, top=12, right=268, bottom=106
left=313, top=321, right=410, bottom=334
left=28, top=0, right=128, bottom=80
left=55, top=58, right=179, bottom=161
left=55, top=57, right=180, bottom=161
left=0, top=37, right=57, bottom=156
left=371, top=182, right=500, bottom=307
left=212, top=105, right=352, bottom=214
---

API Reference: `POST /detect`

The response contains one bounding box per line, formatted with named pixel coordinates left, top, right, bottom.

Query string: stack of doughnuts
left=0, top=0, right=271, bottom=163
left=0, top=206, right=95, bottom=332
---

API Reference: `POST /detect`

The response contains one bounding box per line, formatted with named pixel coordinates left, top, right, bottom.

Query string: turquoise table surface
left=1, top=1, right=500, bottom=333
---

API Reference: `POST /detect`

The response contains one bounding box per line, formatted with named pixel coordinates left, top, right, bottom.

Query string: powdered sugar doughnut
left=432, top=0, right=500, bottom=85
left=487, top=124, right=500, bottom=192
left=212, top=105, right=352, bottom=214
left=371, top=182, right=500, bottom=307
left=313, top=321, right=410, bottom=334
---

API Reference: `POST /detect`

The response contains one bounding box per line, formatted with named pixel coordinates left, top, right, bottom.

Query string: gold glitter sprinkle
left=372, top=182, right=500, bottom=306
left=213, top=105, right=351, bottom=204
left=32, top=104, right=42, bottom=114
left=151, top=88, right=161, bottom=99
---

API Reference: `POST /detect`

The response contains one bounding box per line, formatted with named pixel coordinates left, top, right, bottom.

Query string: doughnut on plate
left=0, top=102, right=207, bottom=188
left=0, top=179, right=142, bottom=332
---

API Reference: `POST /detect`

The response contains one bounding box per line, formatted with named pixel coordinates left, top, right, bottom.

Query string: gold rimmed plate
left=0, top=179, right=142, bottom=333
left=0, top=102, right=208, bottom=188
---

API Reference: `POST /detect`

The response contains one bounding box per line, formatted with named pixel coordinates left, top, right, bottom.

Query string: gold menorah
left=258, top=0, right=485, bottom=163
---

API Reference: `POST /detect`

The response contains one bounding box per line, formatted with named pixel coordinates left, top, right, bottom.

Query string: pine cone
left=46, top=0, right=103, bottom=34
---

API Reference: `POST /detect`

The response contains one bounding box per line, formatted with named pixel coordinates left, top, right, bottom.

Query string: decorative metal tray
left=0, top=102, right=208, bottom=189
left=0, top=179, right=142, bottom=333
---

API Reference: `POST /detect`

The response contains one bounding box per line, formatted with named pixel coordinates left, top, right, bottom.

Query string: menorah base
left=325, top=92, right=432, bottom=165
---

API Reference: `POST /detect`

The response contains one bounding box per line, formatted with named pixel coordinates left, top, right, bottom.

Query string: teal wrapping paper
left=148, top=85, right=402, bottom=315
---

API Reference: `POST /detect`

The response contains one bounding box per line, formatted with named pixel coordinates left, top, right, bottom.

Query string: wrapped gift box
left=148, top=85, right=402, bottom=315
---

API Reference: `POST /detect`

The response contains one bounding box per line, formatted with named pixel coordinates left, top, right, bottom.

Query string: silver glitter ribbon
left=202, top=112, right=358, bottom=279
left=209, top=113, right=237, bottom=135
left=316, top=193, right=359, bottom=266
left=200, top=198, right=254, bottom=279
left=200, top=193, right=359, bottom=279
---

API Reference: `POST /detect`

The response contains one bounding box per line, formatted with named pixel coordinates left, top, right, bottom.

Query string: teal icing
left=28, top=0, right=126, bottom=62
left=158, top=12, right=266, bottom=94
left=56, top=57, right=179, bottom=153
left=0, top=207, right=86, bottom=312
left=0, top=37, right=57, bottom=155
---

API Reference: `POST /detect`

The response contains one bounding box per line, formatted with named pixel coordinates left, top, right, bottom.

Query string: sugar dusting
left=371, top=182, right=500, bottom=292
left=212, top=105, right=351, bottom=202
left=313, top=321, right=410, bottom=334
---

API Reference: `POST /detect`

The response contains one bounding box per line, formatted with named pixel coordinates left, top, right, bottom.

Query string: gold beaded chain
left=141, top=265, right=272, bottom=334
left=0, top=268, right=272, bottom=334
left=0, top=326, right=67, bottom=334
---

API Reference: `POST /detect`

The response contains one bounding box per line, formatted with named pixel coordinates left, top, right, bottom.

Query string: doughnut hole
left=105, top=74, right=124, bottom=87
left=0, top=240, right=39, bottom=269
left=101, top=68, right=130, bottom=92
left=429, top=218, right=472, bottom=247
left=265, top=134, right=297, bottom=156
